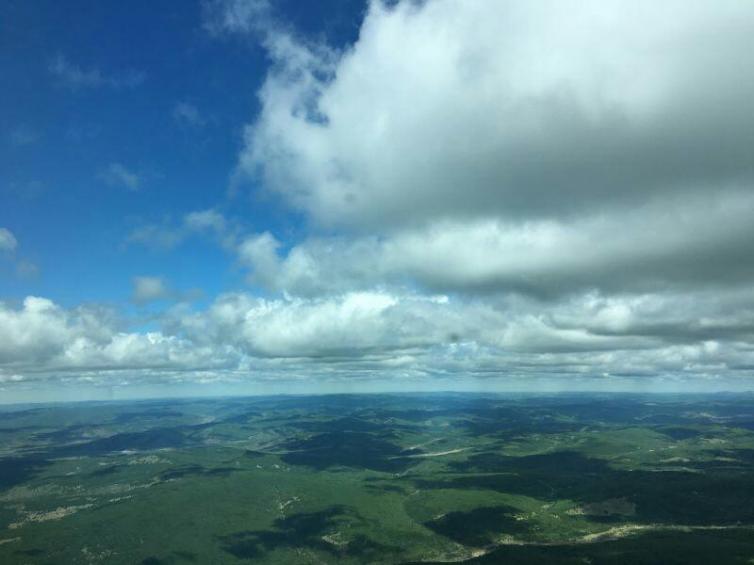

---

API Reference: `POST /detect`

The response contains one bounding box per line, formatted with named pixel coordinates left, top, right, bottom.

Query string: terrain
left=1, top=393, right=753, bottom=564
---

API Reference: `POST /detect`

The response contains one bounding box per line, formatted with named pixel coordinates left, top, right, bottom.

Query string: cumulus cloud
left=225, top=0, right=754, bottom=297
left=4, top=290, right=754, bottom=390
left=0, top=297, right=233, bottom=378
left=235, top=190, right=754, bottom=298
left=239, top=0, right=754, bottom=228
left=0, top=297, right=72, bottom=365
left=49, top=54, right=145, bottom=90
left=192, top=0, right=754, bottom=391
left=100, top=162, right=141, bottom=191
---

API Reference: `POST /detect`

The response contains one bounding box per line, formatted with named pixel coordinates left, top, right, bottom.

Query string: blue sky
left=3, top=0, right=754, bottom=402
left=1, top=0, right=343, bottom=306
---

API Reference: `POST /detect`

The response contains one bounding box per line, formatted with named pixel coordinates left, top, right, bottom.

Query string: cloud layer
left=4, top=289, right=754, bottom=392
left=239, top=190, right=754, bottom=299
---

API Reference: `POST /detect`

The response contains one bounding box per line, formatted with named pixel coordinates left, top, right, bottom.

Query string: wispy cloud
left=0, top=228, right=17, bottom=253
left=8, top=125, right=40, bottom=147
left=173, top=102, right=206, bottom=128
left=49, top=54, right=145, bottom=90
left=132, top=276, right=169, bottom=304
left=131, top=276, right=202, bottom=305
left=127, top=224, right=185, bottom=251
left=0, top=230, right=38, bottom=280
left=99, top=162, right=141, bottom=191
left=202, top=0, right=272, bottom=36
left=5, top=180, right=45, bottom=199
left=15, top=260, right=39, bottom=280
left=126, top=209, right=231, bottom=251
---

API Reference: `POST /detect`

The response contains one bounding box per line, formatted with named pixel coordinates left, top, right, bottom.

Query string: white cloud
left=186, top=0, right=754, bottom=391
left=0, top=297, right=73, bottom=364
left=219, top=0, right=754, bottom=391
left=100, top=162, right=141, bottom=191
left=0, top=228, right=17, bottom=253
left=169, top=288, right=754, bottom=373
left=235, top=190, right=754, bottom=298
left=0, top=374, right=24, bottom=384
left=240, top=0, right=754, bottom=229
left=238, top=232, right=285, bottom=285
left=2, top=289, right=754, bottom=389
left=0, top=297, right=233, bottom=377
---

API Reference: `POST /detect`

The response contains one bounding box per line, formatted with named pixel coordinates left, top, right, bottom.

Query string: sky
left=2, top=0, right=754, bottom=403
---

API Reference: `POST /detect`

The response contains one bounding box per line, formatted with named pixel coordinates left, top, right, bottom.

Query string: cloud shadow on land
left=414, top=450, right=754, bottom=525
left=218, top=505, right=396, bottom=560
left=280, top=430, right=415, bottom=473
left=424, top=505, right=530, bottom=547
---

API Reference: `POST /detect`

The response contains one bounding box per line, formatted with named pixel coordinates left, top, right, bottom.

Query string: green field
left=1, top=393, right=754, bottom=563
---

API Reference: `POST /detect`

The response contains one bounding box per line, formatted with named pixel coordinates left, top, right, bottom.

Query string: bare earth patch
left=9, top=503, right=93, bottom=529
left=567, top=497, right=636, bottom=517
